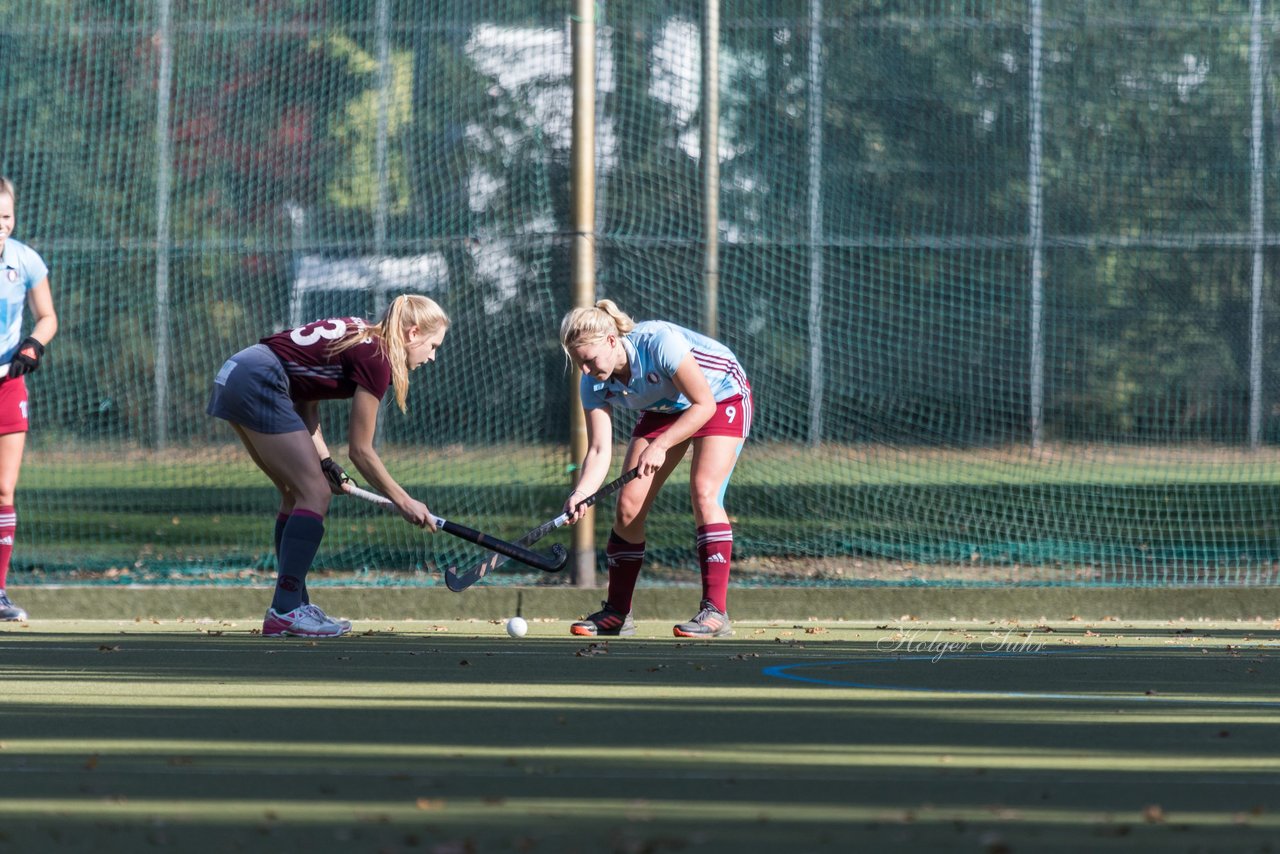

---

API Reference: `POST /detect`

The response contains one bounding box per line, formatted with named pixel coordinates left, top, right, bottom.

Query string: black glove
left=7, top=337, right=44, bottom=378
left=320, top=457, right=354, bottom=495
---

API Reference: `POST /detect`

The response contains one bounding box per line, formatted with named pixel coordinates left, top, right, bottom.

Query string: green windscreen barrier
left=3, top=2, right=1278, bottom=586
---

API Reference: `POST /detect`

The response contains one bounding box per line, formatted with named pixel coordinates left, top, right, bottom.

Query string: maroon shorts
left=0, top=375, right=29, bottom=434
left=633, top=395, right=751, bottom=441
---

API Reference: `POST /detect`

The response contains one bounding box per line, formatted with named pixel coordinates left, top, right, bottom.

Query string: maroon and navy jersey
left=261, top=317, right=391, bottom=402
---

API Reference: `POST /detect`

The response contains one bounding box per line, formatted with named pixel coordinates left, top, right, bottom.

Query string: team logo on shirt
left=646, top=371, right=660, bottom=384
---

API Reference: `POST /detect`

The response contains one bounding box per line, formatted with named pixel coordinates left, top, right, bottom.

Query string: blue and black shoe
left=0, top=590, right=28, bottom=622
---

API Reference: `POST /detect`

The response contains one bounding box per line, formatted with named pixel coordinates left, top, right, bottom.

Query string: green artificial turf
left=1, top=618, right=1277, bottom=852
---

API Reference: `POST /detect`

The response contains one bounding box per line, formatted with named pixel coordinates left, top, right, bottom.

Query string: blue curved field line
left=762, top=649, right=1280, bottom=706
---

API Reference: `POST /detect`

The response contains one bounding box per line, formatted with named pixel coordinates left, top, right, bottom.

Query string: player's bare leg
left=614, top=436, right=689, bottom=541
left=569, top=439, right=687, bottom=637
left=229, top=423, right=330, bottom=610
left=234, top=427, right=348, bottom=637
left=233, top=426, right=328, bottom=516
left=673, top=435, right=744, bottom=638
left=0, top=431, right=25, bottom=621
left=688, top=435, right=742, bottom=526
left=230, top=423, right=295, bottom=513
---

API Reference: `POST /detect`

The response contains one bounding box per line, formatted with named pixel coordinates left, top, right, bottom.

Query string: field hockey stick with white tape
left=444, top=467, right=641, bottom=592
left=343, top=484, right=569, bottom=573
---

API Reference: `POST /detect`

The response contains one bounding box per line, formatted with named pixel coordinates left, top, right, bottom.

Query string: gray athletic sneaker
left=262, top=605, right=350, bottom=638
left=673, top=599, right=733, bottom=638
left=0, top=590, right=28, bottom=622
left=570, top=601, right=636, bottom=637
left=303, top=603, right=352, bottom=632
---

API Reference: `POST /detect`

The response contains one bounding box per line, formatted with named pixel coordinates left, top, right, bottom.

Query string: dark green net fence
left=4, top=1, right=1280, bottom=586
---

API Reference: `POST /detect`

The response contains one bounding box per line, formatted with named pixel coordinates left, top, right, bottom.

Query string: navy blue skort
left=206, top=343, right=307, bottom=434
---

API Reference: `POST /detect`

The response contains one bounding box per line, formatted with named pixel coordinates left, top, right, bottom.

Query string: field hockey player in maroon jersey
left=207, top=295, right=448, bottom=638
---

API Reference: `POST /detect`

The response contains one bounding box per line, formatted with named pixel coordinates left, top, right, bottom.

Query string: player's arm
left=633, top=354, right=716, bottom=476
left=25, top=278, right=57, bottom=346
left=565, top=405, right=614, bottom=523
left=9, top=278, right=57, bottom=377
left=346, top=387, right=435, bottom=530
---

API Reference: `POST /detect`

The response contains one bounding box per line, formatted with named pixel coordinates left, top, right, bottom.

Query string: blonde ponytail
left=331, top=294, right=449, bottom=412
left=559, top=299, right=636, bottom=355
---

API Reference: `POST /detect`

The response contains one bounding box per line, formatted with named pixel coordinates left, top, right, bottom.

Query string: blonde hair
left=559, top=299, right=636, bottom=358
left=331, top=294, right=449, bottom=412
left=0, top=177, right=15, bottom=204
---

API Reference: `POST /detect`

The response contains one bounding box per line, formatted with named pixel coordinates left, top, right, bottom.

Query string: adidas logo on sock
left=705, top=553, right=728, bottom=564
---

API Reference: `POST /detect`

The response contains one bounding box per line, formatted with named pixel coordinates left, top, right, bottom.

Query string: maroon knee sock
left=605, top=530, right=645, bottom=614
left=0, top=505, right=14, bottom=590
left=697, top=523, right=733, bottom=613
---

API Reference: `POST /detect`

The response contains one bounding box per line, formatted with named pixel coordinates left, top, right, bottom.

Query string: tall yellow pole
left=569, top=0, right=597, bottom=587
left=702, top=0, right=720, bottom=338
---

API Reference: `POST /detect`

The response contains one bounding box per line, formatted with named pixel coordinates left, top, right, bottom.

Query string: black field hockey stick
left=344, top=484, right=569, bottom=573
left=444, top=467, right=642, bottom=592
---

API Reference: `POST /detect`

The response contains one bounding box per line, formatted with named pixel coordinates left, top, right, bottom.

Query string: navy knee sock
left=273, top=512, right=309, bottom=605
left=271, top=511, right=324, bottom=613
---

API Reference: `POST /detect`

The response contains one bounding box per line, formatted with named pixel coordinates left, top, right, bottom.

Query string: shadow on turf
left=3, top=632, right=1278, bottom=852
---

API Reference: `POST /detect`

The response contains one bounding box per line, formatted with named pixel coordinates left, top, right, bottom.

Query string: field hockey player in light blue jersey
left=207, top=295, right=448, bottom=638
left=0, top=177, right=58, bottom=623
left=560, top=299, right=752, bottom=639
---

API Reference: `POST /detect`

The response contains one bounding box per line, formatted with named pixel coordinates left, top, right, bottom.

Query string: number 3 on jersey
left=290, top=319, right=349, bottom=347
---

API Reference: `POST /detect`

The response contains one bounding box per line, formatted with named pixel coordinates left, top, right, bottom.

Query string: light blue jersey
left=0, top=238, right=47, bottom=364
left=580, top=320, right=750, bottom=413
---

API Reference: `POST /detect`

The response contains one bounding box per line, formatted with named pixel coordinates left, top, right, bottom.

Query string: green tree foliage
left=2, top=0, right=1277, bottom=446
